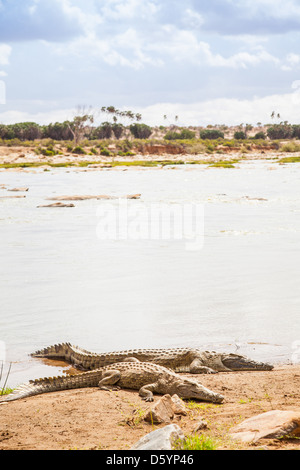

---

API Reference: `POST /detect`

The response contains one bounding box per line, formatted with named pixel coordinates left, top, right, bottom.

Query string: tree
left=129, top=123, right=152, bottom=139
left=234, top=131, right=247, bottom=140
left=267, top=123, right=293, bottom=140
left=200, top=129, right=224, bottom=140
left=68, top=106, right=94, bottom=144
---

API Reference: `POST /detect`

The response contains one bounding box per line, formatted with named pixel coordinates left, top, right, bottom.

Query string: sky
left=0, top=0, right=300, bottom=126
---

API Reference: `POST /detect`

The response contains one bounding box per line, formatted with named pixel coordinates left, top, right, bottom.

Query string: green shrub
left=100, top=148, right=111, bottom=156
left=174, top=434, right=218, bottom=451
left=73, top=146, right=87, bottom=155
left=234, top=131, right=247, bottom=140
left=254, top=131, right=266, bottom=140
left=281, top=142, right=300, bottom=152
left=164, top=129, right=196, bottom=140
left=267, top=124, right=293, bottom=140
left=129, top=123, right=152, bottom=139
left=292, top=125, right=300, bottom=139
left=200, top=129, right=224, bottom=140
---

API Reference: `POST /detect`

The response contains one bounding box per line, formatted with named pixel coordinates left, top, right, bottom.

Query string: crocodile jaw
left=173, top=379, right=224, bottom=404
left=222, top=354, right=274, bottom=371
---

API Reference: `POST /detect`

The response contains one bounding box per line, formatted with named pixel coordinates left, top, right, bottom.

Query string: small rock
left=7, top=187, right=29, bottom=192
left=0, top=195, right=26, bottom=199
left=130, top=424, right=185, bottom=451
left=171, top=394, right=188, bottom=416
left=230, top=410, right=300, bottom=443
left=46, top=194, right=141, bottom=201
left=144, top=395, right=174, bottom=424
left=37, top=202, right=75, bottom=208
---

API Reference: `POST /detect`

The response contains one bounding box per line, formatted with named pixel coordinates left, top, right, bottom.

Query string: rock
left=0, top=195, right=26, bottom=199
left=46, top=194, right=141, bottom=201
left=230, top=410, right=300, bottom=443
left=130, top=424, right=185, bottom=451
left=171, top=394, right=188, bottom=416
left=37, top=202, right=75, bottom=208
left=144, top=395, right=174, bottom=424
left=7, top=187, right=29, bottom=192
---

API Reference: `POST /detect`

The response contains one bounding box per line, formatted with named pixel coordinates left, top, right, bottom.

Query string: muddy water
left=0, top=161, right=299, bottom=387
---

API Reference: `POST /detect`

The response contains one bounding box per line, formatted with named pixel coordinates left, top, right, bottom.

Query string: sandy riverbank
left=0, top=141, right=297, bottom=171
left=0, top=364, right=299, bottom=450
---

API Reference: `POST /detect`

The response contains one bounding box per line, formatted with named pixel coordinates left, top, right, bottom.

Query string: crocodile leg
left=189, top=359, right=219, bottom=374
left=98, top=370, right=121, bottom=391
left=139, top=381, right=161, bottom=402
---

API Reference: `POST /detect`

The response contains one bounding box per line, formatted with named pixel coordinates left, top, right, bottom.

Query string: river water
left=0, top=161, right=299, bottom=387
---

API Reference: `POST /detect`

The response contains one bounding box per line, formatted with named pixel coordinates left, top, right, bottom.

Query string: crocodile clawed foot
left=99, top=385, right=120, bottom=392
left=142, top=397, right=154, bottom=403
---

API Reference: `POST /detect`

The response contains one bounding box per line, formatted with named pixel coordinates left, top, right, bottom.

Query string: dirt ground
left=0, top=365, right=299, bottom=450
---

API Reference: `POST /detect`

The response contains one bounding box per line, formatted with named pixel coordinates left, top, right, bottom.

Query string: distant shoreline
left=0, top=138, right=299, bottom=171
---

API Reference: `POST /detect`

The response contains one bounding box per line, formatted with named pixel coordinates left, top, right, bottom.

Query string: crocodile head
left=173, top=377, right=224, bottom=404
left=221, top=353, right=274, bottom=371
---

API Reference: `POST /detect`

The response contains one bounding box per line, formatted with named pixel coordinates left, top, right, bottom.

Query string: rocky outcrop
left=230, top=410, right=300, bottom=443
left=144, top=394, right=187, bottom=424
left=130, top=424, right=185, bottom=450
left=37, top=202, right=75, bottom=208
left=46, top=194, right=141, bottom=201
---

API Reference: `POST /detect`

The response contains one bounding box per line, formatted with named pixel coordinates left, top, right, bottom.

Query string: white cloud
left=148, top=27, right=280, bottom=69
left=100, top=0, right=159, bottom=20
left=133, top=92, right=300, bottom=126
left=1, top=92, right=299, bottom=127
left=0, top=44, right=11, bottom=65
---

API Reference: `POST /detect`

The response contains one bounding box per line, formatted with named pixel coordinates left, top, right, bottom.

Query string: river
left=0, top=160, right=299, bottom=387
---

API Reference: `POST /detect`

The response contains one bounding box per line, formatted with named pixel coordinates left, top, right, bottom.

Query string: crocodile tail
left=31, top=343, right=103, bottom=370
left=0, top=370, right=103, bottom=403
left=31, top=343, right=73, bottom=359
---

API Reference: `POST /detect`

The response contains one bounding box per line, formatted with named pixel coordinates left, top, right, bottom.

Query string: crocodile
left=0, top=362, right=224, bottom=404
left=31, top=343, right=274, bottom=374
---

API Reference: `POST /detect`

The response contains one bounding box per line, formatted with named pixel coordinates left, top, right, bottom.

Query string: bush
left=112, top=123, right=124, bottom=140
left=73, top=146, right=87, bottom=155
left=254, top=131, right=266, bottom=140
left=91, top=123, right=113, bottom=140
left=234, top=131, right=247, bottom=140
left=281, top=142, right=300, bottom=152
left=200, top=129, right=224, bottom=140
left=292, top=125, right=300, bottom=139
left=267, top=124, right=293, bottom=140
left=129, top=123, right=152, bottom=139
left=164, top=129, right=195, bottom=140
left=100, top=148, right=111, bottom=156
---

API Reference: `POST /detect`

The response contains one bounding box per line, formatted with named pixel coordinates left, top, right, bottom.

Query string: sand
left=0, top=365, right=299, bottom=451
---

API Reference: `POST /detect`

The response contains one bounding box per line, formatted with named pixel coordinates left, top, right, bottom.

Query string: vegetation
left=164, top=128, right=196, bottom=140
left=200, top=129, right=224, bottom=140
left=280, top=142, right=300, bottom=153
left=174, top=434, right=218, bottom=451
left=279, top=156, right=300, bottom=163
left=129, top=123, right=152, bottom=139
left=234, top=131, right=247, bottom=140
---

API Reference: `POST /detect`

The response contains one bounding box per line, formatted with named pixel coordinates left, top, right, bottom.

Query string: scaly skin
left=31, top=343, right=274, bottom=374
left=0, top=362, right=224, bottom=404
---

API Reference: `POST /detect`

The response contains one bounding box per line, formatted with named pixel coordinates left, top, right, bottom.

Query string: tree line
left=0, top=106, right=153, bottom=143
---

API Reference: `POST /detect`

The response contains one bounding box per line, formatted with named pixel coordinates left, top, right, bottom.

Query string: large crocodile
left=32, top=343, right=274, bottom=374
left=0, top=362, right=224, bottom=404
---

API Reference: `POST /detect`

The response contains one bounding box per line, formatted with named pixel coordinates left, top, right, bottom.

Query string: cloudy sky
left=0, top=0, right=300, bottom=126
